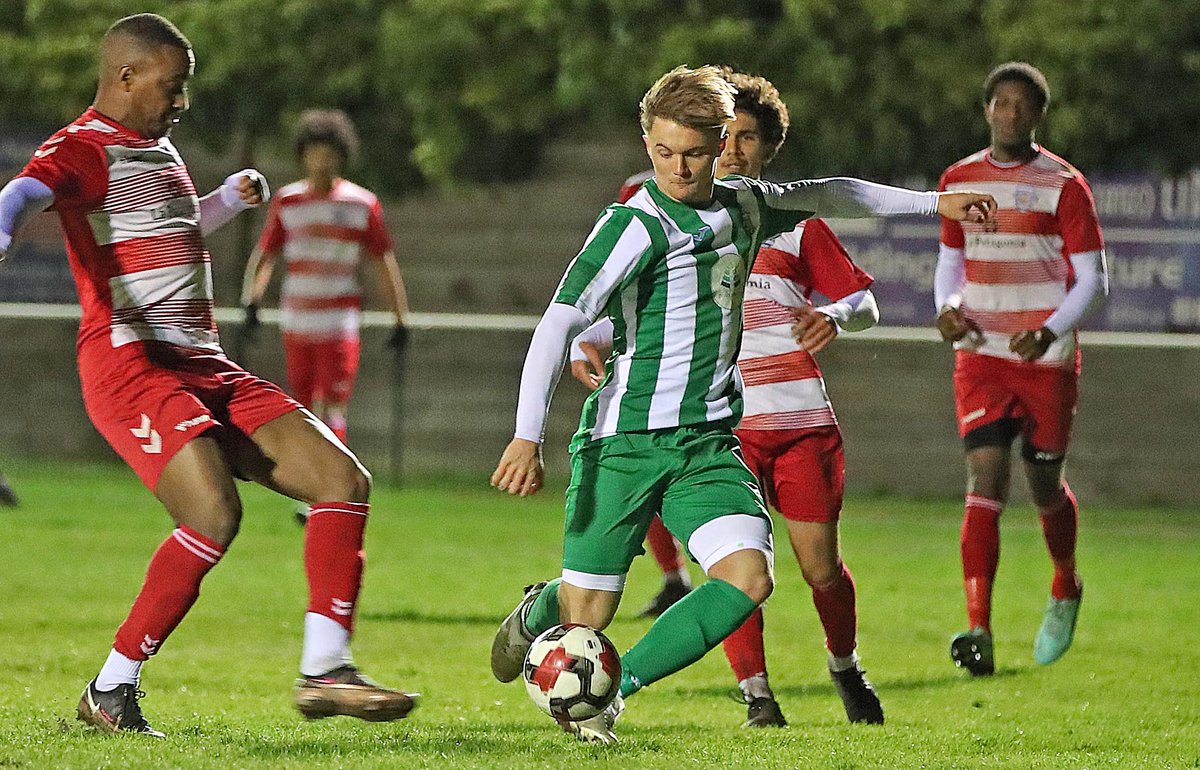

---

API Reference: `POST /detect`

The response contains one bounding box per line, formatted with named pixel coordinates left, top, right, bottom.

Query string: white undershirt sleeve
left=569, top=317, right=615, bottom=362
left=199, top=169, right=269, bottom=236
left=934, top=243, right=967, bottom=311
left=769, top=177, right=940, bottom=218
left=0, top=176, right=54, bottom=254
left=814, top=288, right=879, bottom=333
left=515, top=302, right=593, bottom=442
left=1043, top=249, right=1110, bottom=337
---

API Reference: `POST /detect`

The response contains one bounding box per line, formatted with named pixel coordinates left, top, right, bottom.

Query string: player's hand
left=1009, top=326, right=1057, bottom=361
left=222, top=169, right=270, bottom=209
left=242, top=302, right=260, bottom=341
left=570, top=341, right=608, bottom=391
left=388, top=323, right=410, bottom=354
left=790, top=304, right=838, bottom=353
left=935, top=306, right=982, bottom=345
left=937, top=191, right=996, bottom=223
left=491, top=438, right=544, bottom=497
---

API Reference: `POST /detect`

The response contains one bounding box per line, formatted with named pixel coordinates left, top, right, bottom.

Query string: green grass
left=0, top=458, right=1197, bottom=769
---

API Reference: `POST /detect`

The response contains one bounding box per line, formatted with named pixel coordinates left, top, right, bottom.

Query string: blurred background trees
left=1, top=0, right=1198, bottom=193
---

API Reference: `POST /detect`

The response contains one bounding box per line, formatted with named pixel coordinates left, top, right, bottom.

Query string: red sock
left=1038, top=483, right=1081, bottom=600
left=722, top=606, right=767, bottom=681
left=326, top=415, right=348, bottom=444
left=646, top=515, right=685, bottom=574
left=811, top=562, right=858, bottom=658
left=962, top=494, right=1003, bottom=632
left=305, top=502, right=368, bottom=633
left=113, top=526, right=225, bottom=660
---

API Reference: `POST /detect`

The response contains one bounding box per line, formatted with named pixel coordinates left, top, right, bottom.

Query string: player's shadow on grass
left=680, top=667, right=1024, bottom=700
left=360, top=608, right=498, bottom=626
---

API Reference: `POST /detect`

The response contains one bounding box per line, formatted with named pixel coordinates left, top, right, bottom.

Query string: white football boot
left=563, top=693, right=624, bottom=745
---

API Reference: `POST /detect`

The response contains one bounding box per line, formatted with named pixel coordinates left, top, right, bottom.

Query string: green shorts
left=562, top=425, right=770, bottom=580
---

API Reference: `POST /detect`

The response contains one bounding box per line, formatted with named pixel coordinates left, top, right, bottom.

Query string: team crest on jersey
left=711, top=252, right=745, bottom=310
left=692, top=225, right=714, bottom=246
left=1014, top=187, right=1038, bottom=211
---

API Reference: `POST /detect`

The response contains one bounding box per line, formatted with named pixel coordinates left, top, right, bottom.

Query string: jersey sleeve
left=19, top=134, right=108, bottom=210
left=255, top=196, right=287, bottom=253
left=1057, top=174, right=1104, bottom=255
left=553, top=205, right=658, bottom=323
left=362, top=198, right=392, bottom=259
left=797, top=219, right=874, bottom=300
left=938, top=169, right=965, bottom=248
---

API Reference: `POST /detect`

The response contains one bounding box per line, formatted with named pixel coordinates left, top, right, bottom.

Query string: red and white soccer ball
left=523, top=623, right=621, bottom=722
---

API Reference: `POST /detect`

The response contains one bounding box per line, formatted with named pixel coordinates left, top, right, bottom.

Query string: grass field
left=0, top=458, right=1197, bottom=769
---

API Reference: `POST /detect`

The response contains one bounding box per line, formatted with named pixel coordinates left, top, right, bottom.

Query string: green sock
left=522, top=578, right=562, bottom=637
left=619, top=578, right=757, bottom=697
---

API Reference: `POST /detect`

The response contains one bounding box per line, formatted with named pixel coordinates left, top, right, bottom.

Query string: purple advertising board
left=827, top=171, right=1200, bottom=333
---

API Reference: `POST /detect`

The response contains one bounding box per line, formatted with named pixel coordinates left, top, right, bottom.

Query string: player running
left=242, top=108, right=411, bottom=447
left=935, top=62, right=1108, bottom=676
left=490, top=64, right=994, bottom=743
left=573, top=69, right=884, bottom=728
left=0, top=14, right=415, bottom=736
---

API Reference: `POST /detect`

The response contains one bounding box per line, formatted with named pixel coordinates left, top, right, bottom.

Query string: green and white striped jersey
left=555, top=176, right=937, bottom=446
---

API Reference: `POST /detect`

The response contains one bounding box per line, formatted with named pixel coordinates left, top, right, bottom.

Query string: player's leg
left=1021, top=367, right=1082, bottom=665
left=638, top=515, right=692, bottom=618
left=226, top=386, right=414, bottom=721
left=75, top=355, right=244, bottom=737
left=283, top=333, right=318, bottom=410
left=950, top=354, right=1017, bottom=675
left=319, top=336, right=360, bottom=445
left=772, top=426, right=882, bottom=723
left=720, top=428, right=778, bottom=726
left=620, top=430, right=772, bottom=701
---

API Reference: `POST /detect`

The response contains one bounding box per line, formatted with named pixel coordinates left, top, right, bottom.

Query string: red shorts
left=79, top=340, right=301, bottom=491
left=736, top=425, right=845, bottom=523
left=953, top=350, right=1078, bottom=455
left=283, top=334, right=361, bottom=408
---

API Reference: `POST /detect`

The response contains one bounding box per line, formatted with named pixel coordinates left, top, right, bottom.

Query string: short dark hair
left=983, top=62, right=1050, bottom=113
left=719, top=67, right=789, bottom=163
left=294, top=109, right=360, bottom=164
left=105, top=13, right=191, bottom=52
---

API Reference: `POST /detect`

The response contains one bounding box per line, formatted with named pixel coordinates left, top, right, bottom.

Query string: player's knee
left=179, top=497, right=242, bottom=547
left=800, top=559, right=840, bottom=590
left=741, top=569, right=774, bottom=605
left=321, top=454, right=371, bottom=503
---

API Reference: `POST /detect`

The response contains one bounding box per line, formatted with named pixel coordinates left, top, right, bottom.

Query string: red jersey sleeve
left=937, top=169, right=965, bottom=249
left=797, top=218, right=873, bottom=301
left=256, top=196, right=287, bottom=253
left=19, top=134, right=108, bottom=210
left=363, top=199, right=392, bottom=259
left=1057, top=174, right=1104, bottom=255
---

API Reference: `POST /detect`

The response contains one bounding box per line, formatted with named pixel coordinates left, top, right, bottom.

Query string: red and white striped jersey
left=256, top=178, right=391, bottom=341
left=739, top=219, right=873, bottom=431
left=19, top=108, right=220, bottom=353
left=939, top=147, right=1104, bottom=368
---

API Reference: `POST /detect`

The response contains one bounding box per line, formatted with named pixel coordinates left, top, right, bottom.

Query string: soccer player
left=490, top=64, right=994, bottom=744
left=241, top=109, right=410, bottom=446
left=0, top=14, right=415, bottom=736
left=572, top=69, right=884, bottom=728
left=935, top=62, right=1108, bottom=676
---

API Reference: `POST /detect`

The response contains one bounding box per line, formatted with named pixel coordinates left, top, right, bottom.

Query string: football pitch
left=0, top=459, right=1196, bottom=769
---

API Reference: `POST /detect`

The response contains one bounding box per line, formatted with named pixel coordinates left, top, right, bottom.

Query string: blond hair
left=639, top=65, right=737, bottom=134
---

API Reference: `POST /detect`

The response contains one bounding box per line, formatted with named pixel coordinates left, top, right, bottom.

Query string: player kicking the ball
left=490, top=64, right=995, bottom=743
left=0, top=14, right=414, bottom=736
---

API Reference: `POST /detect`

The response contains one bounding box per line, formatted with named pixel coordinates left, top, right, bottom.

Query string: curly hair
left=983, top=62, right=1050, bottom=113
left=719, top=67, right=789, bottom=163
left=294, top=109, right=361, bottom=164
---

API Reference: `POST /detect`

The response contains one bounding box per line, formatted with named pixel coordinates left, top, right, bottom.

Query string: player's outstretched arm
left=0, top=176, right=55, bottom=260
left=492, top=302, right=592, bottom=496
left=198, top=169, right=270, bottom=236
left=758, top=177, right=994, bottom=222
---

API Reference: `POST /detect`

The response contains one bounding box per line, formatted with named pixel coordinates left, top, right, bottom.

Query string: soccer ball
left=523, top=624, right=621, bottom=722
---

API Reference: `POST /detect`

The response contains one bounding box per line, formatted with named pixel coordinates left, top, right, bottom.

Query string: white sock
left=665, top=567, right=691, bottom=587
left=300, top=612, right=353, bottom=677
left=95, top=648, right=143, bottom=691
left=828, top=650, right=860, bottom=673
left=739, top=674, right=773, bottom=701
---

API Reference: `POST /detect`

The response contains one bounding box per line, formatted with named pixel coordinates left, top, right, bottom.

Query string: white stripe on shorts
left=688, top=514, right=774, bottom=575
left=561, top=569, right=626, bottom=593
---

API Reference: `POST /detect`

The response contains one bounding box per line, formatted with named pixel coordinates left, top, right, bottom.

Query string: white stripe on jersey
left=966, top=281, right=1068, bottom=312
left=282, top=273, right=361, bottom=299
left=88, top=196, right=199, bottom=245
left=282, top=237, right=363, bottom=265
left=279, top=307, right=359, bottom=337
left=741, top=379, right=832, bottom=418
left=948, top=180, right=1063, bottom=214
left=109, top=262, right=210, bottom=311
left=279, top=200, right=370, bottom=230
